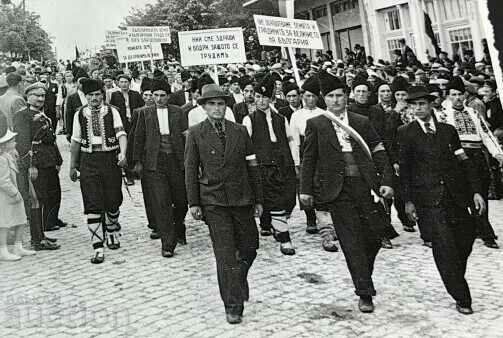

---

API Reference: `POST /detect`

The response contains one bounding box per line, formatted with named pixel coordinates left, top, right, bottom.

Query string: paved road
left=1, top=137, right=503, bottom=338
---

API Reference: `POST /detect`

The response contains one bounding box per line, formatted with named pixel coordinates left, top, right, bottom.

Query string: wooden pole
left=214, top=64, right=219, bottom=85
left=287, top=47, right=301, bottom=87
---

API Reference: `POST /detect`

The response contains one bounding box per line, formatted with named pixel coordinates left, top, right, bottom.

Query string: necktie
left=424, top=121, right=435, bottom=135
left=215, top=121, right=226, bottom=149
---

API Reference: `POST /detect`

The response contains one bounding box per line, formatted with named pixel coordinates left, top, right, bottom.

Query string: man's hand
left=473, top=193, right=486, bottom=216
left=379, top=186, right=394, bottom=199
left=300, top=194, right=314, bottom=208
left=405, top=201, right=418, bottom=223
left=117, top=153, right=127, bottom=168
left=190, top=206, right=203, bottom=220
left=133, top=162, right=143, bottom=178
left=393, top=163, right=400, bottom=176
left=29, top=166, right=38, bottom=181
left=69, top=167, right=79, bottom=182
left=495, top=154, right=503, bottom=167
left=254, top=203, right=263, bottom=218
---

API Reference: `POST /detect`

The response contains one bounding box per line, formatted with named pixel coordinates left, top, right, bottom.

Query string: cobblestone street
left=1, top=137, right=503, bottom=338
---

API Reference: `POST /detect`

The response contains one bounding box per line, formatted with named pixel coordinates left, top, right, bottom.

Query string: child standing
left=0, top=125, right=35, bottom=261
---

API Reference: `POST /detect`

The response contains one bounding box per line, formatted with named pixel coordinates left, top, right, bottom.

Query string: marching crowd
left=1, top=42, right=503, bottom=323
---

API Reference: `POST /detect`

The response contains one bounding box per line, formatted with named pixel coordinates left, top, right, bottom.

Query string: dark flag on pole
left=75, top=45, right=80, bottom=60
left=424, top=12, right=441, bottom=56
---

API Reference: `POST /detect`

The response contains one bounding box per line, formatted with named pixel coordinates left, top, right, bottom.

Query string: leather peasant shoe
left=358, top=296, right=374, bottom=313
left=91, top=251, right=105, bottom=264
left=106, top=233, right=120, bottom=250
left=43, top=236, right=58, bottom=243
left=322, top=239, right=339, bottom=252
left=33, top=240, right=60, bottom=251
left=306, top=224, right=319, bottom=234
left=150, top=231, right=160, bottom=240
left=260, top=227, right=272, bottom=236
left=456, top=303, right=473, bottom=315
left=226, top=313, right=242, bottom=324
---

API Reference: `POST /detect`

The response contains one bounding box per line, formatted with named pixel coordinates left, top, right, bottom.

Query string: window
left=385, top=9, right=401, bottom=31
left=295, top=11, right=310, bottom=20
left=387, top=38, right=403, bottom=60
left=440, top=0, right=468, bottom=21
left=449, top=27, right=473, bottom=58
left=313, top=5, right=327, bottom=19
left=330, top=0, right=358, bottom=15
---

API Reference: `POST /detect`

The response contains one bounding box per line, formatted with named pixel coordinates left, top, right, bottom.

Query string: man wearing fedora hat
left=133, top=78, right=188, bottom=256
left=397, top=85, right=486, bottom=314
left=437, top=77, right=503, bottom=249
left=69, top=78, right=127, bottom=264
left=185, top=83, right=263, bottom=324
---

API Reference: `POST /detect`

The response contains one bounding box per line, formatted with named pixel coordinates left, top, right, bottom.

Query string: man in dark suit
left=300, top=70, right=394, bottom=313
left=64, top=77, right=87, bottom=142
left=398, top=86, right=486, bottom=315
left=133, top=79, right=188, bottom=256
left=167, top=70, right=192, bottom=106
left=185, top=84, right=263, bottom=324
left=110, top=74, right=144, bottom=184
left=39, top=71, right=58, bottom=127
left=232, top=77, right=255, bottom=124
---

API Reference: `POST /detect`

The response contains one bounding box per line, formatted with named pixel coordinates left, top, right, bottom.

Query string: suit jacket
left=109, top=90, right=144, bottom=132
left=185, top=119, right=263, bottom=207
left=397, top=120, right=481, bottom=208
left=348, top=102, right=386, bottom=138
left=300, top=112, right=392, bottom=204
left=64, top=91, right=83, bottom=140
left=232, top=102, right=250, bottom=124
left=133, top=104, right=187, bottom=171
left=167, top=89, right=188, bottom=106
left=372, top=104, right=403, bottom=164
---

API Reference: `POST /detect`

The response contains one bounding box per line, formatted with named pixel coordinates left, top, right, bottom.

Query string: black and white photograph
left=0, top=0, right=502, bottom=336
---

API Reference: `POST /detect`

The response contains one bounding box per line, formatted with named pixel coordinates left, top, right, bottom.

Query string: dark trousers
left=32, top=167, right=61, bottom=228
left=465, top=148, right=496, bottom=240
left=140, top=176, right=155, bottom=228
left=416, top=195, right=475, bottom=307
left=17, top=168, right=43, bottom=243
left=142, top=153, right=187, bottom=251
left=328, top=177, right=381, bottom=297
left=203, top=205, right=259, bottom=314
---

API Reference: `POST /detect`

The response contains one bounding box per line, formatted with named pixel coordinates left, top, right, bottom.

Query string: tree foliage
left=123, top=0, right=256, bottom=58
left=0, top=3, right=54, bottom=60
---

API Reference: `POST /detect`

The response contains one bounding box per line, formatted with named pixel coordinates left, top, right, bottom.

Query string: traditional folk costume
left=242, top=76, right=296, bottom=255
left=435, top=77, right=503, bottom=248
left=71, top=79, right=126, bottom=263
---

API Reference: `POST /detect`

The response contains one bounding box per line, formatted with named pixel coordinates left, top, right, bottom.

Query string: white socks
left=0, top=246, right=21, bottom=261
left=12, top=242, right=36, bottom=257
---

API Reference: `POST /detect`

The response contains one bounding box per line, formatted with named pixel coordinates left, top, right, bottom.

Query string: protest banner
left=115, top=37, right=163, bottom=63
left=253, top=15, right=323, bottom=50
left=126, top=26, right=172, bottom=44
left=178, top=27, right=246, bottom=67
left=104, top=30, right=127, bottom=49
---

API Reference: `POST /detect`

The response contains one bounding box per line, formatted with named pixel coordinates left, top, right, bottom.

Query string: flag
left=424, top=12, right=441, bottom=56
left=75, top=45, right=80, bottom=60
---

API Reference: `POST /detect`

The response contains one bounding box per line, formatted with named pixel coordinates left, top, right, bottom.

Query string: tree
left=123, top=0, right=258, bottom=59
left=0, top=3, right=54, bottom=61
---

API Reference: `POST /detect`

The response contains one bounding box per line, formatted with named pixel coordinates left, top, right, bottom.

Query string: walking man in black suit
left=300, top=70, right=394, bottom=313
left=185, top=84, right=263, bottom=324
left=134, top=79, right=188, bottom=256
left=397, top=86, right=486, bottom=315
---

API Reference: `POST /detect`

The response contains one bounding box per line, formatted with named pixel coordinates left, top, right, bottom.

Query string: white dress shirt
left=289, top=107, right=325, bottom=165
left=188, top=105, right=235, bottom=127
left=71, top=105, right=125, bottom=146
left=415, top=116, right=436, bottom=134
left=157, top=108, right=170, bottom=135
left=331, top=110, right=353, bottom=152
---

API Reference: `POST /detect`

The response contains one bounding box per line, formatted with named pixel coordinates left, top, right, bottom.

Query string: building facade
left=244, top=0, right=487, bottom=62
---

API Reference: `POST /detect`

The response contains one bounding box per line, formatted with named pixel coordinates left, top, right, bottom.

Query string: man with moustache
left=300, top=70, right=394, bottom=313
left=133, top=78, right=188, bottom=255
left=69, top=79, right=127, bottom=264
left=185, top=83, right=263, bottom=324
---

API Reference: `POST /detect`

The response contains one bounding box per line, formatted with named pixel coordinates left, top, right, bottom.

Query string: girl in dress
left=0, top=125, right=35, bottom=261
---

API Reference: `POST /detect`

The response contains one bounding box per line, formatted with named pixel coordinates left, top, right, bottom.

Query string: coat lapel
left=322, top=115, right=342, bottom=152
left=201, top=119, right=223, bottom=154
left=148, top=105, right=160, bottom=136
